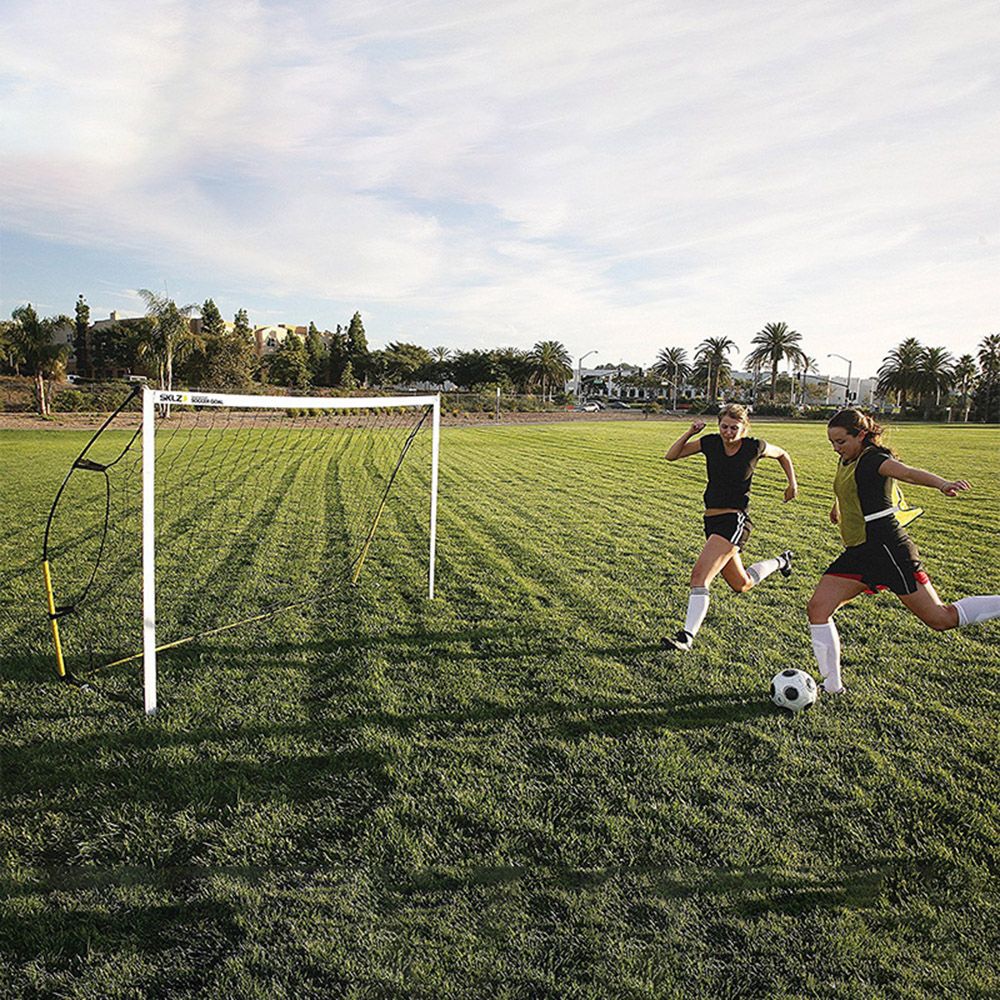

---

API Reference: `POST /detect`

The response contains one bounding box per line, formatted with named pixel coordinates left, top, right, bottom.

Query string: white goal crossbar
left=141, top=387, right=441, bottom=714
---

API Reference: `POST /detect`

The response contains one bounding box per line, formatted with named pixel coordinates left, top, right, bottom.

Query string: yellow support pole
left=101, top=605, right=299, bottom=670
left=42, top=560, right=67, bottom=678
left=351, top=495, right=391, bottom=585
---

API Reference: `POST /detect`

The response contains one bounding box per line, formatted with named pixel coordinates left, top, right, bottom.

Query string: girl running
left=807, top=409, right=1000, bottom=693
left=662, top=403, right=797, bottom=651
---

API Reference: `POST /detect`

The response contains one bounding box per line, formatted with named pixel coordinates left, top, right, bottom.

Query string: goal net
left=43, top=387, right=440, bottom=713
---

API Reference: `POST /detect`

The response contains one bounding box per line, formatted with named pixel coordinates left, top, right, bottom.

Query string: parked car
left=607, top=399, right=631, bottom=409
left=575, top=401, right=601, bottom=412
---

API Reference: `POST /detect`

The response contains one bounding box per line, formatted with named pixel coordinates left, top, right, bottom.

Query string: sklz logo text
left=158, top=392, right=186, bottom=403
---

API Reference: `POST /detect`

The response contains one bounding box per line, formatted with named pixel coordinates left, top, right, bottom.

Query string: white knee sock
left=810, top=621, right=842, bottom=692
left=747, top=556, right=782, bottom=586
left=684, top=587, right=710, bottom=637
left=954, top=595, right=1000, bottom=627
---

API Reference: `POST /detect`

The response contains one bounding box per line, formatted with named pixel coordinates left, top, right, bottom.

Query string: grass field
left=2, top=419, right=998, bottom=998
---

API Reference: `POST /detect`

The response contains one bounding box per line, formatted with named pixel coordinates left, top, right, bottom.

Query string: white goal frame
left=141, top=387, right=440, bottom=714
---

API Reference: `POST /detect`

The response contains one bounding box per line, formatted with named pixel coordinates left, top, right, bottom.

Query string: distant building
left=49, top=318, right=76, bottom=368
left=567, top=362, right=878, bottom=408
left=252, top=324, right=308, bottom=357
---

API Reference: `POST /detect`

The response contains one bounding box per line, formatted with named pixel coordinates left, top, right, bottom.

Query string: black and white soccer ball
left=770, top=669, right=817, bottom=713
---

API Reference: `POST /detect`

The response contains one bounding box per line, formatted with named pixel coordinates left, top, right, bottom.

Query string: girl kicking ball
left=662, top=403, right=797, bottom=651
left=807, top=409, right=1000, bottom=693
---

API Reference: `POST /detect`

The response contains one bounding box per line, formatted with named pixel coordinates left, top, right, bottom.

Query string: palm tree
left=952, top=354, right=977, bottom=422
left=877, top=337, right=924, bottom=411
left=528, top=340, right=572, bottom=401
left=136, top=289, right=199, bottom=391
left=744, top=322, right=806, bottom=403
left=916, top=346, right=954, bottom=419
left=650, top=347, right=690, bottom=409
left=8, top=304, right=71, bottom=415
left=426, top=345, right=452, bottom=386
left=977, top=334, right=1000, bottom=422
left=693, top=336, right=738, bottom=401
left=494, top=347, right=532, bottom=393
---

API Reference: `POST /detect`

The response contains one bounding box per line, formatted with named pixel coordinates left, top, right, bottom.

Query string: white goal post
left=140, top=387, right=441, bottom=714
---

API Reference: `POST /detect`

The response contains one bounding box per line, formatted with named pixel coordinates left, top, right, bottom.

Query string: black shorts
left=824, top=531, right=929, bottom=596
left=704, top=511, right=752, bottom=550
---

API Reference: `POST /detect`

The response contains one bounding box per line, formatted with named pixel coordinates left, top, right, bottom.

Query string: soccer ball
left=770, top=669, right=817, bottom=713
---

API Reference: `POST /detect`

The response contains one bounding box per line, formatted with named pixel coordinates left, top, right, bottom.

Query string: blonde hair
left=718, top=403, right=750, bottom=426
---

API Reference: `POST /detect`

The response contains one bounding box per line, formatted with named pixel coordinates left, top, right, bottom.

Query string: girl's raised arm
left=665, top=420, right=706, bottom=461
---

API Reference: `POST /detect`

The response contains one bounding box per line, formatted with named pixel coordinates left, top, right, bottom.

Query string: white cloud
left=1, top=0, right=998, bottom=372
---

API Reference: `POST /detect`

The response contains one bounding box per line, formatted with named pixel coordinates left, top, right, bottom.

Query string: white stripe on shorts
left=881, top=543, right=910, bottom=591
left=730, top=511, right=746, bottom=545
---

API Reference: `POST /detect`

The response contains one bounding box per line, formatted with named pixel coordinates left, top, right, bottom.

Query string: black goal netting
left=42, top=391, right=436, bottom=684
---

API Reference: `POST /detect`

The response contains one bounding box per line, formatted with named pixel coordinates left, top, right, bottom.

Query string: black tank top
left=701, top=434, right=766, bottom=510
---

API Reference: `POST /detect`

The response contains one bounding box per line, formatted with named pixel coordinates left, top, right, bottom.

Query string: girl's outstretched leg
left=954, top=594, right=1000, bottom=625
left=745, top=550, right=793, bottom=587
left=899, top=581, right=1000, bottom=631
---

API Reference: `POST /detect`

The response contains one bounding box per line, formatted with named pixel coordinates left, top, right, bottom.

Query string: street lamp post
left=827, top=353, right=853, bottom=406
left=576, top=350, right=597, bottom=398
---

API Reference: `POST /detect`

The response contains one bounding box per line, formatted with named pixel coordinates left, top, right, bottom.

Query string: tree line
left=649, top=323, right=1000, bottom=421
left=2, top=297, right=998, bottom=421
left=0, top=292, right=578, bottom=415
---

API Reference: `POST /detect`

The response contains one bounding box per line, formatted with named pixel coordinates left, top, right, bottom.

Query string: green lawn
left=1, top=420, right=998, bottom=998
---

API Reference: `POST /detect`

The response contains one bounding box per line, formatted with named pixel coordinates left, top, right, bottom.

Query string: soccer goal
left=43, top=387, right=440, bottom=713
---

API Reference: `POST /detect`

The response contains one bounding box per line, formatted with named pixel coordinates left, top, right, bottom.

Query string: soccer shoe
left=819, top=680, right=846, bottom=695
left=660, top=630, right=693, bottom=651
left=779, top=550, right=794, bottom=578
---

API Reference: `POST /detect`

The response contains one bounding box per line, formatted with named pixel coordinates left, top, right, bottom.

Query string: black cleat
left=779, top=550, right=794, bottom=578
left=660, top=629, right=693, bottom=651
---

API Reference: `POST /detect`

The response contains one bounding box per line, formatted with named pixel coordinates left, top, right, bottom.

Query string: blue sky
left=2, top=0, right=998, bottom=377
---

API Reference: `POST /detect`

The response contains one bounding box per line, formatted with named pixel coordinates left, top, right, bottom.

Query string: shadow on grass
left=652, top=864, right=885, bottom=916
left=399, top=857, right=912, bottom=916
left=1, top=717, right=394, bottom=818
left=0, top=891, right=244, bottom=969
left=554, top=692, right=773, bottom=737
left=5, top=854, right=949, bottom=921
left=308, top=688, right=771, bottom=738
left=2, top=609, right=664, bottom=694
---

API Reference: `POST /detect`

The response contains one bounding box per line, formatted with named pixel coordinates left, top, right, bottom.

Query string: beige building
left=253, top=324, right=308, bottom=357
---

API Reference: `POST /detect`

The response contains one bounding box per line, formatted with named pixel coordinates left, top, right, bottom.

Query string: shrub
left=52, top=389, right=87, bottom=412
left=751, top=403, right=798, bottom=418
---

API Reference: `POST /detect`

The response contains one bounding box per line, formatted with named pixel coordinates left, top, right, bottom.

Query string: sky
left=1, top=0, right=998, bottom=379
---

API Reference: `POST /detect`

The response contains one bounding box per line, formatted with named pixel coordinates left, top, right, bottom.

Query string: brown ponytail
left=827, top=408, right=884, bottom=446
